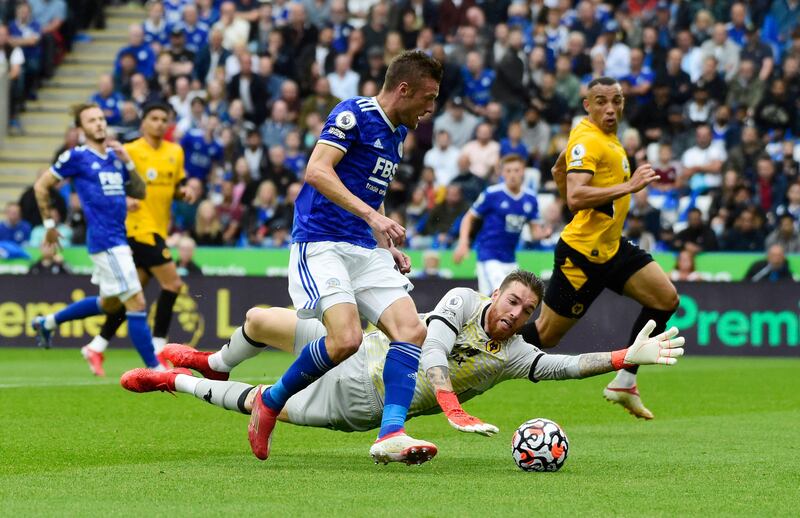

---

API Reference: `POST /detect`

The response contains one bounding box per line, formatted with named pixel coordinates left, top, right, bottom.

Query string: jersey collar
left=84, top=145, right=109, bottom=160
left=372, top=96, right=398, bottom=133
left=502, top=184, right=525, bottom=200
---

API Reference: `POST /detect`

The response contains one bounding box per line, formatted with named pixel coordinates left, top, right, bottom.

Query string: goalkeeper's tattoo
left=426, top=366, right=454, bottom=392
left=577, top=352, right=614, bottom=377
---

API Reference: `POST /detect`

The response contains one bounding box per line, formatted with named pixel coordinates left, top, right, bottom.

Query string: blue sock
left=53, top=296, right=102, bottom=325
left=378, top=342, right=421, bottom=438
left=262, top=337, right=334, bottom=412
left=127, top=312, right=159, bottom=368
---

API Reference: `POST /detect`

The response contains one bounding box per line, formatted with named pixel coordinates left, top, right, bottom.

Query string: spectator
left=423, top=130, right=461, bottom=188
left=244, top=180, right=285, bottom=246
left=681, top=123, right=727, bottom=194
left=432, top=96, right=479, bottom=148
left=213, top=1, right=250, bottom=50
left=90, top=73, right=124, bottom=126
left=175, top=4, right=209, bottom=55
left=533, top=200, right=565, bottom=251
left=624, top=214, right=657, bottom=253
left=66, top=191, right=85, bottom=245
left=175, top=235, right=202, bottom=276
left=670, top=249, right=702, bottom=282
left=726, top=59, right=765, bottom=113
left=684, top=83, right=717, bottom=126
left=553, top=54, right=581, bottom=112
left=216, top=180, right=244, bottom=245
left=298, top=77, right=340, bottom=132
left=530, top=72, right=569, bottom=126
left=700, top=22, right=740, bottom=81
left=142, top=0, right=168, bottom=51
left=283, top=130, right=306, bottom=178
left=263, top=145, right=296, bottom=196
left=327, top=53, right=360, bottom=100
left=260, top=99, right=296, bottom=148
left=744, top=244, right=794, bottom=282
left=9, top=2, right=42, bottom=99
left=180, top=115, right=223, bottom=182
left=192, top=199, right=224, bottom=245
left=460, top=122, right=500, bottom=181
left=658, top=48, right=692, bottom=106
left=420, top=184, right=470, bottom=249
left=776, top=181, right=800, bottom=221
left=166, top=27, right=195, bottom=78
left=724, top=125, right=763, bottom=182
left=623, top=48, right=654, bottom=105
left=29, top=206, right=71, bottom=247
left=491, top=27, right=527, bottom=119
left=196, top=0, right=220, bottom=33
left=711, top=105, right=740, bottom=151
left=722, top=207, right=766, bottom=251
left=0, top=201, right=32, bottom=244
left=0, top=23, right=26, bottom=132
left=117, top=101, right=142, bottom=142
left=499, top=120, right=528, bottom=162
left=227, top=50, right=268, bottom=125
left=754, top=78, right=795, bottom=134
left=168, top=75, right=194, bottom=120
left=753, top=154, right=788, bottom=215
left=28, top=0, right=65, bottom=79
left=460, top=50, right=494, bottom=117
left=327, top=0, right=353, bottom=54
left=28, top=240, right=69, bottom=275
left=766, top=214, right=800, bottom=253
left=629, top=188, right=662, bottom=240
left=279, top=1, right=318, bottom=72
left=673, top=208, right=719, bottom=253
left=115, top=23, right=156, bottom=77
left=129, top=72, right=161, bottom=109
left=172, top=177, right=204, bottom=233
left=412, top=250, right=444, bottom=279
left=194, top=28, right=230, bottom=87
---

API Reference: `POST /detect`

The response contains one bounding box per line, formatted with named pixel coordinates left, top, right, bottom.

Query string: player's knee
left=536, top=325, right=563, bottom=349
left=100, top=297, right=122, bottom=314
left=327, top=328, right=363, bottom=361
left=125, top=292, right=147, bottom=312
left=163, top=277, right=183, bottom=293
left=658, top=285, right=680, bottom=313
left=400, top=319, right=427, bottom=346
left=244, top=307, right=272, bottom=337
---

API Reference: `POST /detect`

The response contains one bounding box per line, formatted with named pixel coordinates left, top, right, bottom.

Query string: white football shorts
left=477, top=260, right=517, bottom=295
left=90, top=245, right=142, bottom=302
left=288, top=241, right=413, bottom=324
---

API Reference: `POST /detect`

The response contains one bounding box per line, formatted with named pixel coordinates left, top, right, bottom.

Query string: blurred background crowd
left=2, top=0, right=800, bottom=279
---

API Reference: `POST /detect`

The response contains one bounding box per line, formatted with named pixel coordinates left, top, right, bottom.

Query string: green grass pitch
left=1, top=348, right=798, bottom=517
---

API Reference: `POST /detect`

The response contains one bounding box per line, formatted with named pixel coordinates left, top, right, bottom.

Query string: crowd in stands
left=2, top=0, right=800, bottom=279
left=1, top=0, right=106, bottom=131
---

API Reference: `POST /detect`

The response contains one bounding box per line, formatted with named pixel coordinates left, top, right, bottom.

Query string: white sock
left=174, top=373, right=200, bottom=394
left=152, top=336, right=167, bottom=354
left=44, top=314, right=57, bottom=331
left=208, top=326, right=265, bottom=373
left=87, top=335, right=109, bottom=353
left=192, top=378, right=255, bottom=414
left=610, top=369, right=637, bottom=388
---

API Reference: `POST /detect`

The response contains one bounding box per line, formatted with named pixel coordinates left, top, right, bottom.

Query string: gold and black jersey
left=560, top=118, right=631, bottom=263
left=124, top=138, right=185, bottom=243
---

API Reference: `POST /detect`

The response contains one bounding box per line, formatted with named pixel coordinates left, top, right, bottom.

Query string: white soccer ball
left=511, top=418, right=569, bottom=472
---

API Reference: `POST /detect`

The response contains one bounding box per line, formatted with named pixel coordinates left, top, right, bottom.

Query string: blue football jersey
left=471, top=184, right=539, bottom=263
left=50, top=146, right=131, bottom=254
left=180, top=128, right=223, bottom=180
left=461, top=68, right=495, bottom=107
left=170, top=21, right=209, bottom=53
left=90, top=92, right=125, bottom=126
left=292, top=97, right=408, bottom=249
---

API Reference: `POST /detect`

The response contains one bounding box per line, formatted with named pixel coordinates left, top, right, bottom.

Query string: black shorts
left=128, top=233, right=172, bottom=271
left=544, top=238, right=653, bottom=318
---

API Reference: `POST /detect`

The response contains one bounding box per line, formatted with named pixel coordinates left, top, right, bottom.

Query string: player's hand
left=44, top=227, right=62, bottom=251
left=624, top=320, right=685, bottom=366
left=108, top=140, right=132, bottom=164
left=367, top=211, right=406, bottom=244
left=453, top=241, right=470, bottom=264
left=126, top=196, right=140, bottom=212
left=446, top=409, right=500, bottom=436
left=389, top=246, right=411, bottom=274
left=627, top=163, right=659, bottom=193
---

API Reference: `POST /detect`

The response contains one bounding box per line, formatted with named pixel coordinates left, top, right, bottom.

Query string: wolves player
left=243, top=50, right=443, bottom=464
left=121, top=271, right=684, bottom=442
left=453, top=154, right=541, bottom=295
left=81, top=102, right=197, bottom=376
left=519, top=77, right=679, bottom=419
left=31, top=104, right=163, bottom=370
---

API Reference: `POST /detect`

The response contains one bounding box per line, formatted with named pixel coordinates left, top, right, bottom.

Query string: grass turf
left=1, top=348, right=798, bottom=517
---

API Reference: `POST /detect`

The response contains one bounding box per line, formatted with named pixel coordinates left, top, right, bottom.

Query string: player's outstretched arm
left=307, top=143, right=405, bottom=243
left=453, top=211, right=479, bottom=264
left=33, top=171, right=63, bottom=248
left=552, top=149, right=567, bottom=201
left=528, top=320, right=685, bottom=380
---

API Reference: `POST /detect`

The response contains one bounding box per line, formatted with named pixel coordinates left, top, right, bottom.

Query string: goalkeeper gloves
left=435, top=389, right=499, bottom=436
left=611, top=319, right=685, bottom=370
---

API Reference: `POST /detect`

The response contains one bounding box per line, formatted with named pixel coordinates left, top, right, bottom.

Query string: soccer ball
left=511, top=418, right=569, bottom=472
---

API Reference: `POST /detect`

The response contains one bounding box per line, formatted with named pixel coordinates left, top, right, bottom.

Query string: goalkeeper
left=121, top=270, right=684, bottom=440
